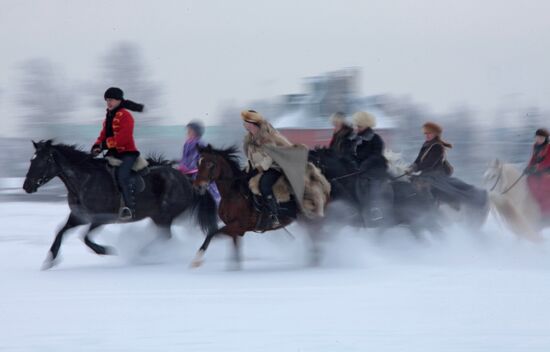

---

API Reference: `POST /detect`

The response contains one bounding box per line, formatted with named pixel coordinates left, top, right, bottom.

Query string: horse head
left=484, top=159, right=504, bottom=192
left=23, top=140, right=59, bottom=194
left=195, top=144, right=242, bottom=193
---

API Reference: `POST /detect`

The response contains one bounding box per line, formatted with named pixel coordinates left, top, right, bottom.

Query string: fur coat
left=242, top=110, right=331, bottom=218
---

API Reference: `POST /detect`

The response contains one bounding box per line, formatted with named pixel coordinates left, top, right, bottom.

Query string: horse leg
left=42, top=213, right=85, bottom=270
left=191, top=224, right=243, bottom=270
left=191, top=227, right=221, bottom=268
left=84, top=223, right=116, bottom=255
left=138, top=221, right=173, bottom=256
left=305, top=220, right=325, bottom=267
left=229, top=235, right=242, bottom=271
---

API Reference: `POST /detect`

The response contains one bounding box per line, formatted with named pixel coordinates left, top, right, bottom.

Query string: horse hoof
left=104, top=247, right=117, bottom=256
left=190, top=251, right=205, bottom=268
left=41, top=254, right=58, bottom=271
left=190, top=259, right=203, bottom=268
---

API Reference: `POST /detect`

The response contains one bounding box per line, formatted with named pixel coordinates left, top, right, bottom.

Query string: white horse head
left=484, top=158, right=505, bottom=192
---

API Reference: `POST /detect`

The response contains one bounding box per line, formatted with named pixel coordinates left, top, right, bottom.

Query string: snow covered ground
left=1, top=201, right=550, bottom=351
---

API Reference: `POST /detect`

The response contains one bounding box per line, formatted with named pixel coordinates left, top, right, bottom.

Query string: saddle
left=105, top=156, right=150, bottom=194
left=248, top=172, right=292, bottom=203
left=105, top=156, right=150, bottom=173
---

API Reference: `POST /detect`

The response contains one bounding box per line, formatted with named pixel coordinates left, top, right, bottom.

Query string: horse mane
left=199, top=144, right=244, bottom=176
left=41, top=140, right=88, bottom=160
left=36, top=140, right=102, bottom=169
left=41, top=139, right=173, bottom=168
left=146, top=153, right=174, bottom=167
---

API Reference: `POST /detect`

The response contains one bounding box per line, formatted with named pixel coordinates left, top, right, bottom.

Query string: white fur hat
left=352, top=111, right=376, bottom=129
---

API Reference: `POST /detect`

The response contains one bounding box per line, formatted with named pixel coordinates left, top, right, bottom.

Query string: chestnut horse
left=191, top=145, right=323, bottom=269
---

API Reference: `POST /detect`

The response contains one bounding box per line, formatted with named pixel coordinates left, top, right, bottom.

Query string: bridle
left=488, top=165, right=523, bottom=195
left=489, top=168, right=502, bottom=192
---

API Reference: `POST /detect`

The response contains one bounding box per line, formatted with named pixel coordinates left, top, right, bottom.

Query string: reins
left=501, top=173, right=525, bottom=195
left=488, top=167, right=523, bottom=195
left=489, top=171, right=502, bottom=192
left=330, top=170, right=408, bottom=182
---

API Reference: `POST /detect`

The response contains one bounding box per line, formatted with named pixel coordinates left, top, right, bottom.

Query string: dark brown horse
left=191, top=145, right=323, bottom=269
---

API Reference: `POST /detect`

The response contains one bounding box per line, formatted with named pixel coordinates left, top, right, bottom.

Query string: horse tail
left=191, top=188, right=219, bottom=236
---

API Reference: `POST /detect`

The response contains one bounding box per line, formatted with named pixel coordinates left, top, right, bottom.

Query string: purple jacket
left=179, top=137, right=221, bottom=204
left=179, top=137, right=203, bottom=175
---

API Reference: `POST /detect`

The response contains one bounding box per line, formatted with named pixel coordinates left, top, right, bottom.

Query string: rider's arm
left=535, top=146, right=550, bottom=173
left=93, top=120, right=107, bottom=150
left=372, top=134, right=384, bottom=156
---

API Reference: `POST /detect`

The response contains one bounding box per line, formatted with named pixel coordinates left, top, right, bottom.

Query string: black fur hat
left=104, top=87, right=124, bottom=100
left=535, top=128, right=549, bottom=138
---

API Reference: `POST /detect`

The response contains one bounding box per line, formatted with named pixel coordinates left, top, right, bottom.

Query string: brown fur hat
left=423, top=122, right=452, bottom=148
left=422, top=122, right=443, bottom=135
left=241, top=110, right=264, bottom=125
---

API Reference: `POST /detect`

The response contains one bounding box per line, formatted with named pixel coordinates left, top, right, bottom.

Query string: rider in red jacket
left=526, top=128, right=550, bottom=216
left=91, top=87, right=144, bottom=220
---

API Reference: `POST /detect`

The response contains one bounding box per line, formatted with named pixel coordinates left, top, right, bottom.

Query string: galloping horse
left=308, top=147, right=440, bottom=233
left=23, top=140, right=218, bottom=269
left=484, top=159, right=546, bottom=241
left=191, top=145, right=323, bottom=269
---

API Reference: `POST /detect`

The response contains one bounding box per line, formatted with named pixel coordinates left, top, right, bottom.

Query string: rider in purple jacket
left=178, top=120, right=220, bottom=205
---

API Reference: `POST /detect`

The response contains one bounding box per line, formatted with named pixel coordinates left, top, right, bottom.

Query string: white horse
left=484, top=159, right=544, bottom=242
left=384, top=150, right=489, bottom=229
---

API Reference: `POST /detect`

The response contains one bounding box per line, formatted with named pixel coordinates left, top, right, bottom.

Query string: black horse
left=308, top=147, right=440, bottom=233
left=23, top=140, right=218, bottom=269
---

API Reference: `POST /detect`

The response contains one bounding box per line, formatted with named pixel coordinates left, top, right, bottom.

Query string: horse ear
left=32, top=140, right=38, bottom=149
left=45, top=140, right=52, bottom=148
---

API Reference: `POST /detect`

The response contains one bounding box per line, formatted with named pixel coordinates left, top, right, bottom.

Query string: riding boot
left=265, top=195, right=280, bottom=228
left=119, top=182, right=135, bottom=221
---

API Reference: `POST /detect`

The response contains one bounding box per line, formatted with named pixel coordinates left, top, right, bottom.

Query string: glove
left=91, top=145, right=102, bottom=157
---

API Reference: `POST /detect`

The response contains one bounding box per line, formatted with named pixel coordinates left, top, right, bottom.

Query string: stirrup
left=118, top=207, right=134, bottom=221
left=270, top=214, right=281, bottom=227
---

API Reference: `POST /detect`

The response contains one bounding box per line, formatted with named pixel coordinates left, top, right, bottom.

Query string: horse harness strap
left=501, top=173, right=525, bottom=195
left=489, top=171, right=502, bottom=192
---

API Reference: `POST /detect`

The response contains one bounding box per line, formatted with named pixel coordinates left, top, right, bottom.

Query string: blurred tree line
left=16, top=41, right=162, bottom=139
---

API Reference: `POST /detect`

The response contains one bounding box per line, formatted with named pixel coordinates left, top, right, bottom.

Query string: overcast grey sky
left=1, top=0, right=549, bottom=133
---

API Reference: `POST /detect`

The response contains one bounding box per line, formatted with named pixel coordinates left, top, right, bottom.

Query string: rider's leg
left=116, top=153, right=139, bottom=220
left=368, top=177, right=385, bottom=222
left=259, top=169, right=282, bottom=226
